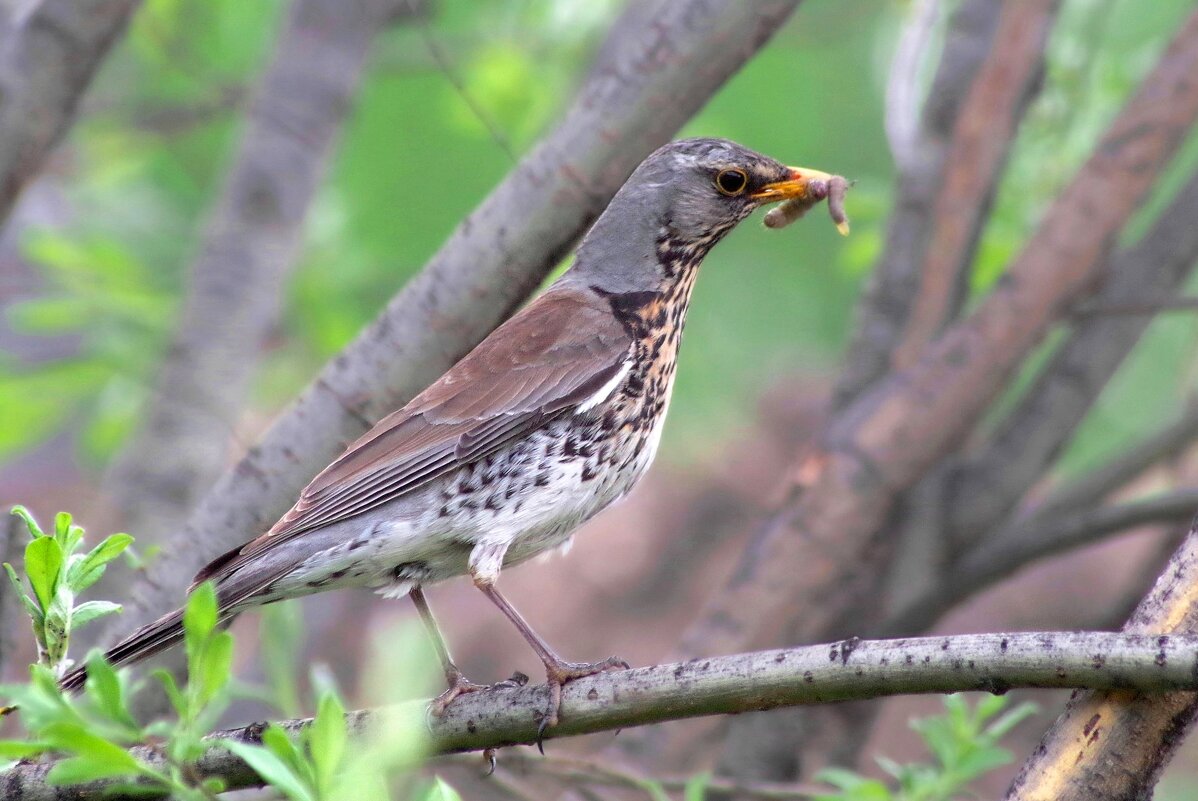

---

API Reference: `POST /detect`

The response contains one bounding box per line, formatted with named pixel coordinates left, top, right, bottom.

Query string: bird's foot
left=537, top=656, right=630, bottom=746
left=429, top=669, right=529, bottom=718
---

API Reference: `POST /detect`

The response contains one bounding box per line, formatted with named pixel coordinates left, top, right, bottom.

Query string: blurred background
left=3, top=0, right=1198, bottom=797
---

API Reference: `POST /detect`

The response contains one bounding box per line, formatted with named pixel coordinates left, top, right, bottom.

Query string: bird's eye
left=715, top=169, right=748, bottom=196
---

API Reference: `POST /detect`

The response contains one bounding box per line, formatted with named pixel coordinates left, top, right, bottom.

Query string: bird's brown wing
left=193, top=286, right=632, bottom=586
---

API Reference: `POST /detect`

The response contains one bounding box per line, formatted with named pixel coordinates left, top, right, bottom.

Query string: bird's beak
left=751, top=166, right=837, bottom=203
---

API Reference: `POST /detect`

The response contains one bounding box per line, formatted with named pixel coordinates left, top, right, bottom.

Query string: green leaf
left=53, top=512, right=84, bottom=554
left=24, top=535, right=63, bottom=611
left=4, top=562, right=43, bottom=626
left=10, top=506, right=45, bottom=538
left=310, top=691, right=347, bottom=791
left=420, top=777, right=463, bottom=801
left=196, top=630, right=233, bottom=706
left=71, top=600, right=122, bottom=629
left=984, top=701, right=1039, bottom=741
left=222, top=740, right=315, bottom=801
left=261, top=724, right=306, bottom=771
left=684, top=773, right=712, bottom=801
left=952, top=745, right=1014, bottom=783
left=151, top=669, right=187, bottom=719
left=84, top=651, right=138, bottom=732
left=41, top=722, right=143, bottom=773
left=0, top=740, right=48, bottom=759
left=48, top=755, right=143, bottom=785
left=70, top=533, right=133, bottom=591
left=184, top=582, right=218, bottom=655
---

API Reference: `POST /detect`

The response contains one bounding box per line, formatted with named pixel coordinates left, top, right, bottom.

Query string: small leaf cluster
left=814, top=694, right=1038, bottom=801
left=4, top=507, right=130, bottom=676
left=0, top=507, right=456, bottom=800
left=0, top=584, right=236, bottom=798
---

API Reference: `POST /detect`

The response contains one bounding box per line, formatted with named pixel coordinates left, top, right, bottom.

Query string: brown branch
left=103, top=0, right=807, bottom=668
left=1027, top=400, right=1198, bottom=522
left=0, top=0, right=139, bottom=226
left=833, top=0, right=1003, bottom=409
left=6, top=631, right=1198, bottom=801
left=1005, top=520, right=1198, bottom=799
left=948, top=168, right=1198, bottom=546
left=0, top=513, right=24, bottom=678
left=878, top=489, right=1198, bottom=637
left=891, top=0, right=1061, bottom=372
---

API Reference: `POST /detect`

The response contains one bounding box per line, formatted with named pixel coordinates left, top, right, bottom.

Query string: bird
left=61, top=138, right=835, bottom=729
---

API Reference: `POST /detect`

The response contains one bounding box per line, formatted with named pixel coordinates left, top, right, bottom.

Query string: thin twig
left=878, top=489, right=1198, bottom=637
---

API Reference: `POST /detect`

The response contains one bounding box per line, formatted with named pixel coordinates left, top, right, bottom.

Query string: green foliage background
left=1, top=0, right=1196, bottom=479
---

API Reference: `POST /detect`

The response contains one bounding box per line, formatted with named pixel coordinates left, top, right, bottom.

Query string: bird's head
left=570, top=138, right=834, bottom=294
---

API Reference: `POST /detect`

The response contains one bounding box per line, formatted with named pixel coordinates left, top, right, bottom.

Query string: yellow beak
left=750, top=166, right=837, bottom=203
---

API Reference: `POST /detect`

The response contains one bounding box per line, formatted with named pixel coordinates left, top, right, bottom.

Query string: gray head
left=566, top=138, right=823, bottom=295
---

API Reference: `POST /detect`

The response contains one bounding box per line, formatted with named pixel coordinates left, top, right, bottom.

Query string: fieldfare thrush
left=62, top=138, right=838, bottom=729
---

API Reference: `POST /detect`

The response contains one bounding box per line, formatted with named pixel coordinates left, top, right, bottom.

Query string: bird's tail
left=58, top=606, right=189, bottom=693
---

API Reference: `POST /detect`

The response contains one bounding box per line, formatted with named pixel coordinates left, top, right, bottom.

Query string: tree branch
left=1006, top=518, right=1198, bottom=799
left=890, top=0, right=1060, bottom=371
left=879, top=489, right=1198, bottom=637
left=948, top=167, right=1198, bottom=546
left=9, top=631, right=1198, bottom=800
left=0, top=0, right=140, bottom=226
left=107, top=0, right=807, bottom=649
left=102, top=0, right=416, bottom=565
left=833, top=0, right=1002, bottom=408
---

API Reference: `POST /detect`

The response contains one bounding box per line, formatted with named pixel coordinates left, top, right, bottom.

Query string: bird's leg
left=410, top=586, right=490, bottom=716
left=472, top=575, right=628, bottom=730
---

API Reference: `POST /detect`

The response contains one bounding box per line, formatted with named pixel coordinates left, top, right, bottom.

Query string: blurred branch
left=890, top=0, right=1060, bottom=371
left=483, top=751, right=829, bottom=800
left=0, top=0, right=139, bottom=227
left=1006, top=516, right=1198, bottom=799
left=106, top=0, right=807, bottom=674
left=679, top=0, right=1198, bottom=681
left=884, top=0, right=941, bottom=172
left=833, top=0, right=1002, bottom=409
left=0, top=512, right=23, bottom=677
left=102, top=0, right=415, bottom=572
left=878, top=489, right=1198, bottom=637
left=11, top=631, right=1198, bottom=800
left=1029, top=400, right=1198, bottom=522
left=947, top=167, right=1198, bottom=546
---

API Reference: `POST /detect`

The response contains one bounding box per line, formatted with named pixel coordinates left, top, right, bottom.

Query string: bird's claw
left=483, top=748, right=498, bottom=775
left=537, top=655, right=630, bottom=747
left=428, top=675, right=491, bottom=718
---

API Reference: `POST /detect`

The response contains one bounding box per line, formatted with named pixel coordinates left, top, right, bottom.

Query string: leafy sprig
left=4, top=507, right=130, bottom=676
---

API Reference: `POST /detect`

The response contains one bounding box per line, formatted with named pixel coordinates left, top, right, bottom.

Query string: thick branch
left=1006, top=518, right=1198, bottom=799
left=0, top=0, right=139, bottom=225
left=103, top=0, right=414, bottom=553
left=109, top=0, right=806, bottom=646
left=8, top=632, right=1198, bottom=800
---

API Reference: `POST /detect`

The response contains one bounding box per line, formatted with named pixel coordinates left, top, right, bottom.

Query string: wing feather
left=203, top=287, right=631, bottom=580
